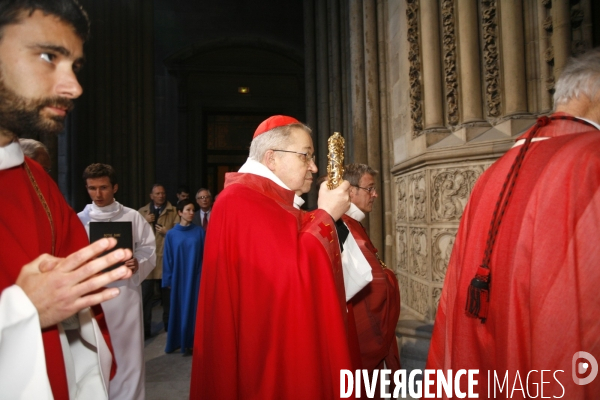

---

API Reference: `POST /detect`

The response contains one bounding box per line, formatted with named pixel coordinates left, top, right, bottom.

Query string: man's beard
left=0, top=76, right=74, bottom=140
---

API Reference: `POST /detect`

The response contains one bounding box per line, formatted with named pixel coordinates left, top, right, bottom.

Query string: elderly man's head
left=554, top=48, right=600, bottom=125
left=249, top=115, right=318, bottom=192
left=344, top=163, right=378, bottom=214
left=19, top=138, right=51, bottom=172
left=195, top=188, right=213, bottom=211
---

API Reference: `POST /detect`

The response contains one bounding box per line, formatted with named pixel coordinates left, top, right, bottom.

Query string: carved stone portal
left=396, top=176, right=407, bottom=222
left=431, top=167, right=484, bottom=222
left=395, top=162, right=493, bottom=320
left=409, top=228, right=428, bottom=279
left=396, top=226, right=408, bottom=272
left=432, top=286, right=443, bottom=318
left=408, top=172, right=427, bottom=222
left=406, top=0, right=424, bottom=136
left=409, top=278, right=429, bottom=317
left=482, top=0, right=501, bottom=118
left=432, top=228, right=458, bottom=282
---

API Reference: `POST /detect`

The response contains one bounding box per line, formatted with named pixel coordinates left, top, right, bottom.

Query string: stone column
left=349, top=0, right=367, bottom=162
left=537, top=0, right=553, bottom=111
left=420, top=0, right=444, bottom=129
left=363, top=0, right=383, bottom=249
left=316, top=0, right=330, bottom=170
left=500, top=0, right=528, bottom=115
left=328, top=0, right=343, bottom=132
left=304, top=0, right=317, bottom=136
left=552, top=0, right=571, bottom=83
left=377, top=0, right=393, bottom=264
left=457, top=0, right=483, bottom=123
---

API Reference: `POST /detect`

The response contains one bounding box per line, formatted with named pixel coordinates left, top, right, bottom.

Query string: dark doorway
left=204, top=112, right=272, bottom=195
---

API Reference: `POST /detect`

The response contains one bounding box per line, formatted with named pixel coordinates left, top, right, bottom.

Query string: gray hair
left=19, top=138, right=48, bottom=159
left=553, top=47, right=600, bottom=107
left=248, top=123, right=312, bottom=162
left=343, top=163, right=378, bottom=186
left=196, top=188, right=212, bottom=197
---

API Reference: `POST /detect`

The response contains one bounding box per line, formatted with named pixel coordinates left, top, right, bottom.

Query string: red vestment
left=343, top=215, right=401, bottom=374
left=190, top=173, right=354, bottom=399
left=0, top=158, right=113, bottom=399
left=426, top=114, right=600, bottom=398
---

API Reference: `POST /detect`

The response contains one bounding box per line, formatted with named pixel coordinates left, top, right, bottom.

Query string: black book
left=89, top=221, right=133, bottom=271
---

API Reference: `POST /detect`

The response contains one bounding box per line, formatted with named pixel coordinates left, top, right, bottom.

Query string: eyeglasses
left=272, top=149, right=316, bottom=164
left=196, top=196, right=211, bottom=200
left=354, top=185, right=377, bottom=195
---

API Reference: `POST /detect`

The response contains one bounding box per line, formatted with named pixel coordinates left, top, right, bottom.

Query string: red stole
left=0, top=159, right=113, bottom=398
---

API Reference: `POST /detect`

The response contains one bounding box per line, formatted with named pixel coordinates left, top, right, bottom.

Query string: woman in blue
left=162, top=199, right=205, bottom=354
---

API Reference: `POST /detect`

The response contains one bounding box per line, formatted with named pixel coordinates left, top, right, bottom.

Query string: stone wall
left=383, top=0, right=598, bottom=372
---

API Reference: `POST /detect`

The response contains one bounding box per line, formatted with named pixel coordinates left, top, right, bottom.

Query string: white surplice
left=78, top=201, right=156, bottom=400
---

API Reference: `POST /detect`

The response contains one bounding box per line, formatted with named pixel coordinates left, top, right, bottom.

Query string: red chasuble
left=426, top=114, right=600, bottom=399
left=190, top=173, right=354, bottom=399
left=343, top=215, right=400, bottom=375
left=0, top=158, right=113, bottom=399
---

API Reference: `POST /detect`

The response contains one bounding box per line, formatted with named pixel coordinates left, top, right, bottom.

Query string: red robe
left=190, top=173, right=354, bottom=399
left=343, top=215, right=401, bottom=374
left=426, top=114, right=600, bottom=398
left=0, top=158, right=113, bottom=399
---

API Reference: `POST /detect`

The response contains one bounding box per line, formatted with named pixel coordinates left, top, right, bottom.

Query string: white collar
left=513, top=116, right=600, bottom=148
left=238, top=158, right=303, bottom=207
left=0, top=141, right=25, bottom=170
left=293, top=195, right=305, bottom=209
left=579, top=117, right=600, bottom=131
left=84, top=200, right=124, bottom=222
left=345, top=202, right=366, bottom=222
left=238, top=158, right=290, bottom=190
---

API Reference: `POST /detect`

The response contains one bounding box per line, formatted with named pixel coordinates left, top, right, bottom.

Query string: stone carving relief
left=570, top=9, right=584, bottom=29
left=432, top=287, right=443, bottom=318
left=396, top=177, right=407, bottom=223
left=398, top=273, right=409, bottom=310
left=409, top=278, right=429, bottom=316
left=546, top=76, right=555, bottom=93
left=431, top=228, right=457, bottom=282
left=396, top=226, right=408, bottom=272
left=431, top=167, right=483, bottom=222
left=482, top=0, right=501, bottom=118
left=406, top=0, right=424, bottom=137
left=544, top=46, right=554, bottom=66
left=543, top=15, right=553, bottom=32
left=409, top=228, right=428, bottom=279
left=441, top=0, right=459, bottom=126
left=408, top=172, right=427, bottom=222
left=542, top=0, right=551, bottom=8
left=570, top=1, right=592, bottom=57
left=395, top=163, right=494, bottom=320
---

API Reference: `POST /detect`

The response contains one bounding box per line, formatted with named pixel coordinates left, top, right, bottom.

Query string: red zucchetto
left=253, top=115, right=300, bottom=138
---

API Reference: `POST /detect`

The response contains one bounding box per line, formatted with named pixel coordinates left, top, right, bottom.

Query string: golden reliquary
left=327, top=132, right=345, bottom=190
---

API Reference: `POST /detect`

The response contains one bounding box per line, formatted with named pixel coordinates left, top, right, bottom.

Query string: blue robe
left=162, top=223, right=205, bottom=353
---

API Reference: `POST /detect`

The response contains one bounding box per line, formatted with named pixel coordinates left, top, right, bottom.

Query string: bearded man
left=0, top=1, right=133, bottom=398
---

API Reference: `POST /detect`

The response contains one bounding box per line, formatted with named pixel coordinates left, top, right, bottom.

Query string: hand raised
left=16, top=238, right=133, bottom=328
left=317, top=180, right=351, bottom=221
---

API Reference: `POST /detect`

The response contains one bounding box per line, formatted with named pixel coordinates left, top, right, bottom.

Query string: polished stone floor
left=144, top=305, right=192, bottom=400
